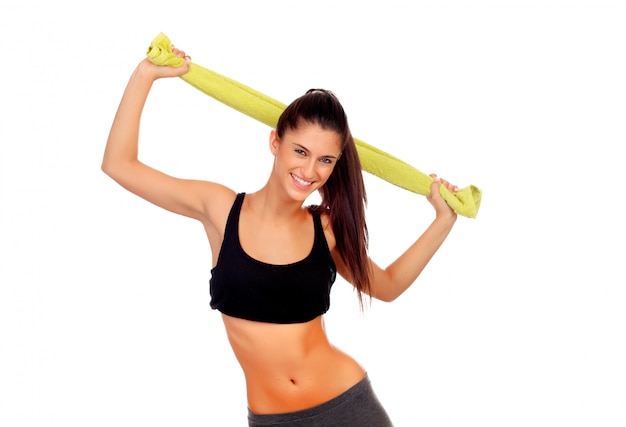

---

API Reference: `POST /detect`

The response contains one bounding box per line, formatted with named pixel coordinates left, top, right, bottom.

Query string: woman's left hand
left=427, top=174, right=458, bottom=220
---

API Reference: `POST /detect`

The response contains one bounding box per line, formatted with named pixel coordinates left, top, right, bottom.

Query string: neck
left=248, top=181, right=308, bottom=221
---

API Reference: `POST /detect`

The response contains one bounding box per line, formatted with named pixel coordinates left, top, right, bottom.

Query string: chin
left=286, top=185, right=316, bottom=203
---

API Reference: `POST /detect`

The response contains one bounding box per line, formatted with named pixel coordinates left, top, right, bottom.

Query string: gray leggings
left=247, top=374, right=393, bottom=426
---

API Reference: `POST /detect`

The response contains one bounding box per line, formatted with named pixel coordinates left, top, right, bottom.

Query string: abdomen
left=221, top=314, right=366, bottom=413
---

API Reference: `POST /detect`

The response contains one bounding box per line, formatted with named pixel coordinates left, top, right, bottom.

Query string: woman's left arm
left=367, top=175, right=458, bottom=302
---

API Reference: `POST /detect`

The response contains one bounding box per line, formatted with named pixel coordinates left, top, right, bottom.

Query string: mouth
left=290, top=173, right=313, bottom=189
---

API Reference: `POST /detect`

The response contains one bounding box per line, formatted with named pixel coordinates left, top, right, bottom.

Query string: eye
left=294, top=148, right=307, bottom=156
left=320, top=157, right=334, bottom=165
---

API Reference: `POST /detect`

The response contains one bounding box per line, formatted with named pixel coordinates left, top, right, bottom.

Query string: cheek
left=319, top=164, right=337, bottom=182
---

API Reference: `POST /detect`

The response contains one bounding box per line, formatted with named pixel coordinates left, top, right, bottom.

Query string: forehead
left=284, top=122, right=342, bottom=153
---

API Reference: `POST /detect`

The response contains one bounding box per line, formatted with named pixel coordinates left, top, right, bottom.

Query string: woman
left=102, top=47, right=458, bottom=426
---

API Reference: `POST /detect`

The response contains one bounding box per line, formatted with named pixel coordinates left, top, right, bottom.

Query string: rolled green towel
left=146, top=32, right=482, bottom=218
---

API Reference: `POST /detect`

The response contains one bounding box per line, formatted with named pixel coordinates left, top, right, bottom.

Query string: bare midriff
left=221, top=313, right=366, bottom=414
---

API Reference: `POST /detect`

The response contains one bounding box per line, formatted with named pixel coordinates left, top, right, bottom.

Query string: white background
left=1, top=1, right=625, bottom=426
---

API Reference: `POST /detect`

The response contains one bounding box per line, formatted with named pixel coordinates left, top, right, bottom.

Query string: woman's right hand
left=137, top=46, right=191, bottom=81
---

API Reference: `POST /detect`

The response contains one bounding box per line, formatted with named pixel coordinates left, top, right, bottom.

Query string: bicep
left=332, top=251, right=393, bottom=302
left=103, top=159, right=231, bottom=223
left=325, top=214, right=392, bottom=301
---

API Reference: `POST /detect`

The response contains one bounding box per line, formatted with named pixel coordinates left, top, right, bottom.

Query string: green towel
left=146, top=33, right=482, bottom=218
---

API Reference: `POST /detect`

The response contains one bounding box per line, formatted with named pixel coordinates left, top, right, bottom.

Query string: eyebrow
left=292, top=143, right=340, bottom=159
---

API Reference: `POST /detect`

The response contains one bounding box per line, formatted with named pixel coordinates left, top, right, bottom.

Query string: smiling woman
left=271, top=121, right=342, bottom=196
left=102, top=46, right=458, bottom=426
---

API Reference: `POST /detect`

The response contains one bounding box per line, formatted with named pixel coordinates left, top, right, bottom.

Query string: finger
left=443, top=180, right=458, bottom=192
left=432, top=174, right=458, bottom=192
left=171, top=46, right=186, bottom=57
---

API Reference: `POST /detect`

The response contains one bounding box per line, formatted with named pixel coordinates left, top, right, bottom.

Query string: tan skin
left=102, top=48, right=458, bottom=414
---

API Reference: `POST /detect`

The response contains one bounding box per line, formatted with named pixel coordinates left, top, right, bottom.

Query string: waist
left=221, top=314, right=366, bottom=413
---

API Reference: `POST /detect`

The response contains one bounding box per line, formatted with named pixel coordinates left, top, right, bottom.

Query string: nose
left=302, top=157, right=317, bottom=179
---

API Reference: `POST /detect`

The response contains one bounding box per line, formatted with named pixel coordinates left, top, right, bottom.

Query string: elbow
left=101, top=153, right=132, bottom=180
left=378, top=294, right=399, bottom=303
left=100, top=157, right=127, bottom=185
left=101, top=157, right=117, bottom=179
left=368, top=271, right=403, bottom=303
left=370, top=289, right=400, bottom=303
left=101, top=158, right=111, bottom=176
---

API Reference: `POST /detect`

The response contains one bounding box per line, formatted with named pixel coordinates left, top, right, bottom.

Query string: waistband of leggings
left=247, top=373, right=371, bottom=423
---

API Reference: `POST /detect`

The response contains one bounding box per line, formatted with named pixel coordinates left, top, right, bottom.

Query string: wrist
left=134, top=59, right=159, bottom=83
left=434, top=211, right=457, bottom=228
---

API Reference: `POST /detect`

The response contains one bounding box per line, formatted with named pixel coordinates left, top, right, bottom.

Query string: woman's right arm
left=102, top=53, right=233, bottom=223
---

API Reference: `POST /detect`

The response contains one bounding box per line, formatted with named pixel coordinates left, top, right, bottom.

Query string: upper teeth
left=292, top=174, right=312, bottom=186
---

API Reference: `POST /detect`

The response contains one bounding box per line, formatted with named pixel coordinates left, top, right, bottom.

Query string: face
left=269, top=122, right=342, bottom=202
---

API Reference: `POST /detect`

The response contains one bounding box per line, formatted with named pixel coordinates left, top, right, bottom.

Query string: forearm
left=102, top=62, right=154, bottom=174
left=374, top=213, right=456, bottom=301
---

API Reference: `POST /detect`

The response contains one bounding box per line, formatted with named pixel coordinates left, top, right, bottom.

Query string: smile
left=290, top=173, right=313, bottom=188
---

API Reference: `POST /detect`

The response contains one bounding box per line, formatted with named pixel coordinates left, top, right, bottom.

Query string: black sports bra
left=209, top=193, right=337, bottom=324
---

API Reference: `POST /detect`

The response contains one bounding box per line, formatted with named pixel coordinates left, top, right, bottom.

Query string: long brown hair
left=276, top=89, right=371, bottom=306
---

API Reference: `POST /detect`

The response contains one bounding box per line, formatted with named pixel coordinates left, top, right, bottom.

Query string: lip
left=290, top=173, right=313, bottom=190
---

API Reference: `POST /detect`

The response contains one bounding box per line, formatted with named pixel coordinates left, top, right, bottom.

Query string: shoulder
left=200, top=183, right=238, bottom=231
left=314, top=208, right=336, bottom=252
